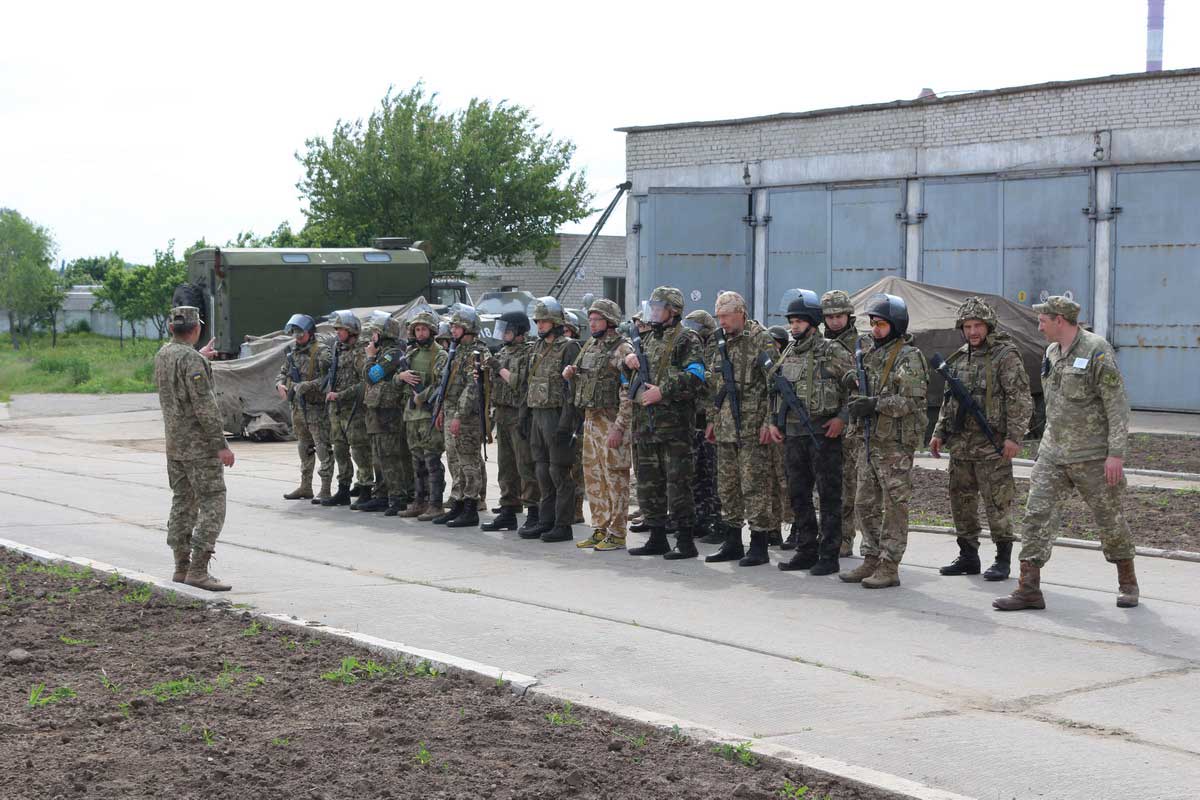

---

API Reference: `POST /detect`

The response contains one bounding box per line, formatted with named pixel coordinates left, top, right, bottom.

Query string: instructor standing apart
left=155, top=306, right=235, bottom=591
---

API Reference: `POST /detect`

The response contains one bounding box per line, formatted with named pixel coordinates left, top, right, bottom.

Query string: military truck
left=172, top=238, right=466, bottom=358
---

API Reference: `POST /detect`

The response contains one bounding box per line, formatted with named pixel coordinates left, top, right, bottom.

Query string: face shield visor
left=492, top=318, right=515, bottom=341
left=640, top=299, right=670, bottom=325
left=283, top=313, right=315, bottom=337
left=682, top=318, right=706, bottom=334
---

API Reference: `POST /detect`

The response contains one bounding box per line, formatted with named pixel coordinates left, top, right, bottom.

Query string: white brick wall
left=624, top=70, right=1200, bottom=171
left=459, top=233, right=627, bottom=311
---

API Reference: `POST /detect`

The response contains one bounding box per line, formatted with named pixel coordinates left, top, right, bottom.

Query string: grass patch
left=545, top=701, right=582, bottom=727
left=0, top=332, right=161, bottom=401
left=122, top=584, right=153, bottom=604
left=144, top=676, right=207, bottom=703
left=59, top=634, right=97, bottom=647
left=319, top=656, right=397, bottom=686
left=714, top=740, right=759, bottom=767
left=28, top=683, right=77, bottom=708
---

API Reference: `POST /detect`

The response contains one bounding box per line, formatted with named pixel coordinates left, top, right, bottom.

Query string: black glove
left=848, top=395, right=878, bottom=420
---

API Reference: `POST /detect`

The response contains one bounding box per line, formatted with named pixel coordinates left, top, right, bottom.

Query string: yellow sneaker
left=594, top=534, right=627, bottom=552
left=577, top=529, right=605, bottom=549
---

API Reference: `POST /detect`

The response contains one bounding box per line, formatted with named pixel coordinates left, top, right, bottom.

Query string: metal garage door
left=1112, top=166, right=1200, bottom=411
left=922, top=174, right=1093, bottom=320
left=764, top=183, right=905, bottom=324
left=645, top=189, right=753, bottom=316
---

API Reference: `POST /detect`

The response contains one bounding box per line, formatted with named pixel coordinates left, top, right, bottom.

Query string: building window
left=281, top=253, right=310, bottom=263
left=325, top=270, right=353, bottom=293
left=501, top=285, right=518, bottom=292
left=603, top=277, right=626, bottom=312
left=363, top=252, right=392, bottom=262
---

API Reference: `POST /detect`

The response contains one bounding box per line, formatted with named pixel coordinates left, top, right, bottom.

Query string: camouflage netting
left=211, top=297, right=428, bottom=439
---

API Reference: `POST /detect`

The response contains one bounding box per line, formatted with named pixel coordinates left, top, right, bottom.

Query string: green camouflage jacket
left=707, top=320, right=778, bottom=444
left=631, top=321, right=704, bottom=440
left=932, top=331, right=1033, bottom=459
left=1038, top=328, right=1129, bottom=465
left=771, top=329, right=853, bottom=436
left=155, top=340, right=228, bottom=460
left=402, top=340, right=447, bottom=422
left=276, top=336, right=332, bottom=409
left=444, top=339, right=491, bottom=424
left=848, top=334, right=929, bottom=452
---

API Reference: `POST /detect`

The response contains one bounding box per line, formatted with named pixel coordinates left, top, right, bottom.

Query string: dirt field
left=1019, top=432, right=1200, bottom=475
left=0, top=550, right=903, bottom=800
left=908, top=467, right=1200, bottom=553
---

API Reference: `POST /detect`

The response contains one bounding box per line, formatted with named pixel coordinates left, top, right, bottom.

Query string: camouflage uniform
left=772, top=326, right=853, bottom=569
left=684, top=310, right=721, bottom=540
left=328, top=335, right=373, bottom=492
left=822, top=289, right=869, bottom=557
left=277, top=335, right=334, bottom=490
left=488, top=337, right=538, bottom=512
left=363, top=320, right=412, bottom=507
left=932, top=300, right=1033, bottom=565
left=156, top=335, right=228, bottom=559
left=442, top=339, right=490, bottom=505
left=572, top=320, right=634, bottom=548
left=524, top=330, right=582, bottom=533
left=402, top=332, right=447, bottom=515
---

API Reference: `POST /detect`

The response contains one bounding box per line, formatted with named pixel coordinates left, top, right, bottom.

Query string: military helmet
left=714, top=291, right=748, bottom=317
left=587, top=298, right=623, bottom=327
left=864, top=293, right=909, bottom=336
left=329, top=310, right=361, bottom=335
left=436, top=321, right=451, bottom=341
left=650, top=286, right=685, bottom=313
left=448, top=303, right=480, bottom=335
left=530, top=296, right=566, bottom=324
left=283, top=313, right=316, bottom=336
left=820, top=289, right=855, bottom=317
left=768, top=325, right=791, bottom=348
left=563, top=309, right=582, bottom=335
left=407, top=309, right=439, bottom=331
left=683, top=309, right=717, bottom=338
left=784, top=288, right=823, bottom=326
left=955, top=296, right=998, bottom=331
left=494, top=310, right=530, bottom=341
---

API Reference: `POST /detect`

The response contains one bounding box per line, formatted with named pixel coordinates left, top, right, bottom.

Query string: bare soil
left=0, top=550, right=901, bottom=800
left=1019, top=432, right=1200, bottom=475
left=909, top=467, right=1200, bottom=553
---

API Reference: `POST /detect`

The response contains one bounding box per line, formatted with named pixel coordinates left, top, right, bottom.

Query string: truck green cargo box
left=173, top=239, right=433, bottom=358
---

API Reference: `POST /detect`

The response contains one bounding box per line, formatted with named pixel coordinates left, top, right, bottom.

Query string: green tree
left=92, top=264, right=140, bottom=347
left=296, top=84, right=592, bottom=272
left=0, top=208, right=59, bottom=349
left=63, top=252, right=126, bottom=286
left=130, top=241, right=188, bottom=339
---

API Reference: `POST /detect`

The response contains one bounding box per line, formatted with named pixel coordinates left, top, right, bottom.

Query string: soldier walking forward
left=995, top=296, right=1139, bottom=611
left=432, top=305, right=490, bottom=528
left=396, top=310, right=448, bottom=521
left=482, top=311, right=538, bottom=532
left=838, top=293, right=929, bottom=589
left=565, top=299, right=634, bottom=551
left=322, top=310, right=374, bottom=508
left=155, top=306, right=235, bottom=591
left=930, top=297, right=1033, bottom=581
left=821, top=290, right=868, bottom=558
left=702, top=291, right=780, bottom=567
left=275, top=313, right=333, bottom=501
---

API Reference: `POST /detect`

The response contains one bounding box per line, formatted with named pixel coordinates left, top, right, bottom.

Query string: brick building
left=619, top=68, right=1200, bottom=412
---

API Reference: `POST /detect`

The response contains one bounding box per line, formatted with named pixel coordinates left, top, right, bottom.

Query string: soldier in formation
left=276, top=313, right=333, bottom=502
left=432, top=305, right=490, bottom=527
left=820, top=290, right=867, bottom=558
left=682, top=310, right=723, bottom=544
left=322, top=310, right=372, bottom=507
left=482, top=311, right=538, bottom=532
left=397, top=309, right=448, bottom=521
left=360, top=312, right=412, bottom=514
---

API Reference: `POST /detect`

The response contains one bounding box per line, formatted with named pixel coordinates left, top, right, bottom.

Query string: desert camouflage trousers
left=842, top=432, right=864, bottom=549
left=371, top=426, right=413, bottom=503
left=293, top=404, right=333, bottom=482
left=717, top=438, right=778, bottom=532
left=1018, top=458, right=1135, bottom=566
left=691, top=427, right=721, bottom=529
left=948, top=456, right=1017, bottom=545
left=493, top=406, right=538, bottom=508
left=445, top=417, right=485, bottom=503
left=635, top=437, right=695, bottom=528
left=167, top=457, right=226, bottom=556
left=329, top=402, right=373, bottom=488
left=856, top=445, right=915, bottom=563
left=582, top=407, right=631, bottom=537
left=406, top=419, right=445, bottom=504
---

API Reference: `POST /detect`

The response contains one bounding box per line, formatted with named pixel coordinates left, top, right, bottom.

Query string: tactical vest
left=526, top=336, right=571, bottom=409
left=445, top=341, right=488, bottom=411
left=864, top=336, right=928, bottom=450
left=943, top=335, right=1017, bottom=438
left=403, top=340, right=442, bottom=421
left=491, top=341, right=526, bottom=408
left=364, top=339, right=404, bottom=409
left=573, top=333, right=624, bottom=410
left=779, top=335, right=843, bottom=418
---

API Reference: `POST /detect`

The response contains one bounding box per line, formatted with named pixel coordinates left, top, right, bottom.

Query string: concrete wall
left=460, top=233, right=627, bottom=311
left=0, top=288, right=157, bottom=339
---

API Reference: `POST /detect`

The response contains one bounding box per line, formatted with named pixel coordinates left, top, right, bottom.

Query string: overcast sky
left=2, top=0, right=1194, bottom=266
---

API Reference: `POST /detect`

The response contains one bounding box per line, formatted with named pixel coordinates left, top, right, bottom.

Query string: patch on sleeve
left=1101, top=370, right=1121, bottom=387
left=191, top=372, right=204, bottom=382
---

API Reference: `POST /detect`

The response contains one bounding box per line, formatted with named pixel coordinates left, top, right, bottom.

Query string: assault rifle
left=428, top=341, right=458, bottom=429
left=474, top=350, right=491, bottom=458
left=930, top=352, right=1004, bottom=456
left=854, top=346, right=871, bottom=463
left=714, top=329, right=742, bottom=440
left=628, top=325, right=654, bottom=434
left=286, top=349, right=306, bottom=413
left=758, top=351, right=819, bottom=447
left=323, top=341, right=340, bottom=394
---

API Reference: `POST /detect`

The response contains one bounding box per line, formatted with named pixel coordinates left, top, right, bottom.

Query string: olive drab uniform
left=524, top=335, right=582, bottom=532
left=932, top=331, right=1032, bottom=549
left=489, top=340, right=538, bottom=512
left=1019, top=327, right=1133, bottom=567
left=442, top=339, right=490, bottom=506
left=402, top=338, right=448, bottom=516
left=277, top=336, right=334, bottom=493
left=830, top=324, right=870, bottom=556
left=328, top=336, right=374, bottom=493
left=156, top=338, right=229, bottom=560
left=772, top=330, right=853, bottom=567
left=708, top=320, right=780, bottom=536
left=572, top=329, right=634, bottom=546
left=848, top=334, right=929, bottom=567
left=363, top=330, right=413, bottom=508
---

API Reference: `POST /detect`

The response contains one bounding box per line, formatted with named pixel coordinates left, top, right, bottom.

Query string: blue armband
left=684, top=362, right=706, bottom=382
left=367, top=364, right=385, bottom=384
left=620, top=373, right=629, bottom=385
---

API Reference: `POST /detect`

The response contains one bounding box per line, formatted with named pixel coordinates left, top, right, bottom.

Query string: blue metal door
left=831, top=185, right=905, bottom=292
left=646, top=189, right=753, bottom=315
left=922, top=178, right=1001, bottom=292
left=765, top=187, right=826, bottom=324
left=1113, top=166, right=1200, bottom=411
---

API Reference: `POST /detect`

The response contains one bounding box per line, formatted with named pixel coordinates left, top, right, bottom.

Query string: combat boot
left=628, top=527, right=671, bottom=556
left=778, top=549, right=818, bottom=572
left=940, top=537, right=981, bottom=576
left=593, top=533, right=626, bottom=551
left=171, top=549, right=191, bottom=583
left=1116, top=559, right=1139, bottom=608
left=780, top=519, right=800, bottom=551
left=349, top=484, right=363, bottom=497
left=738, top=531, right=770, bottom=567
left=839, top=537, right=855, bottom=558
left=809, top=557, right=840, bottom=576
left=518, top=507, right=552, bottom=539
left=383, top=496, right=408, bottom=517
left=311, top=476, right=332, bottom=505
left=447, top=499, right=479, bottom=528
left=862, top=558, right=900, bottom=588
left=576, top=529, right=605, bottom=549
left=698, top=519, right=725, bottom=544
left=541, top=525, right=574, bottom=543
left=705, top=524, right=745, bottom=563
left=358, top=495, right=390, bottom=512
left=838, top=555, right=880, bottom=583
left=663, top=529, right=698, bottom=560
left=349, top=486, right=373, bottom=510
left=432, top=499, right=464, bottom=525
left=992, top=561, right=1045, bottom=611
left=283, top=476, right=313, bottom=500
left=491, top=505, right=504, bottom=514
left=184, top=550, right=231, bottom=592
left=767, top=528, right=783, bottom=547
left=399, top=499, right=427, bottom=518
left=481, top=506, right=520, bottom=532
left=628, top=518, right=651, bottom=533
left=322, top=482, right=352, bottom=507
left=417, top=498, right=443, bottom=522
left=983, top=541, right=1013, bottom=581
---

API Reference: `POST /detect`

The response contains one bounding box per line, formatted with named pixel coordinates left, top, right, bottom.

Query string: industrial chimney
left=1147, top=0, right=1164, bottom=72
